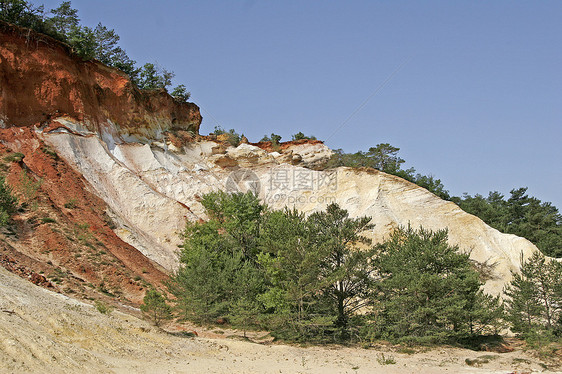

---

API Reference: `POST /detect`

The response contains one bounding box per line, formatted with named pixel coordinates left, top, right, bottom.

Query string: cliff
left=0, top=21, right=201, bottom=141
left=0, top=21, right=543, bottom=297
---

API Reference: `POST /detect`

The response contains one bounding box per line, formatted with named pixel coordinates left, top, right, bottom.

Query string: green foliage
left=65, top=24, right=96, bottom=59
left=3, top=152, right=24, bottom=162
left=321, top=143, right=559, bottom=256
left=291, top=132, right=316, bottom=141
left=370, top=226, right=502, bottom=343
left=376, top=353, right=396, bottom=365
left=258, top=205, right=375, bottom=342
left=47, top=0, right=77, bottom=36
left=18, top=170, right=42, bottom=208
left=137, top=62, right=174, bottom=90
left=1, top=0, right=188, bottom=92
left=212, top=126, right=242, bottom=147
left=453, top=188, right=562, bottom=257
left=322, top=144, right=450, bottom=200
left=260, top=133, right=282, bottom=145
left=0, top=176, right=17, bottom=226
left=170, top=84, right=191, bottom=102
left=171, top=192, right=265, bottom=324
left=64, top=198, right=78, bottom=209
left=0, top=0, right=60, bottom=38
left=41, top=147, right=58, bottom=159
left=325, top=143, right=404, bottom=173
left=307, top=204, right=375, bottom=333
left=94, top=300, right=113, bottom=314
left=258, top=208, right=327, bottom=340
left=170, top=192, right=506, bottom=345
left=141, top=289, right=173, bottom=326
left=504, top=252, right=562, bottom=337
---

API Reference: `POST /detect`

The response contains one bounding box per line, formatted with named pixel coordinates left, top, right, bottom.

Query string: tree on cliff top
left=2, top=0, right=187, bottom=95
left=48, top=0, right=77, bottom=35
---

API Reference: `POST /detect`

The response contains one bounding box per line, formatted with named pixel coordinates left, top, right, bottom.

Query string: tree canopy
left=170, top=191, right=503, bottom=344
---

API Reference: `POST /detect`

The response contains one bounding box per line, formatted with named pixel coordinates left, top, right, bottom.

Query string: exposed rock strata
left=0, top=21, right=201, bottom=142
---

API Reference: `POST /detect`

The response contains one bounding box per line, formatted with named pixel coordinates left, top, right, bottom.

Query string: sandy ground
left=0, top=266, right=558, bottom=374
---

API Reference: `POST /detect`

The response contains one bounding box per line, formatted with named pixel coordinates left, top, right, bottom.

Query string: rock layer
left=0, top=21, right=201, bottom=141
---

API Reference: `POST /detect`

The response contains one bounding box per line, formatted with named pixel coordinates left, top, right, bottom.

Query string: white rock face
left=41, top=119, right=541, bottom=293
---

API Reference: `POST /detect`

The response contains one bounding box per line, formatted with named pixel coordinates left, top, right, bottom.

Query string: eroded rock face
left=0, top=22, right=542, bottom=295
left=37, top=121, right=541, bottom=294
left=0, top=21, right=201, bottom=141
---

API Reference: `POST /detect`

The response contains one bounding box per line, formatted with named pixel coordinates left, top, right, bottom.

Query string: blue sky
left=37, top=1, right=562, bottom=208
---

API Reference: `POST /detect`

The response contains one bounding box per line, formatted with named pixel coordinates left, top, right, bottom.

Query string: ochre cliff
left=0, top=21, right=201, bottom=141
left=0, top=21, right=544, bottom=299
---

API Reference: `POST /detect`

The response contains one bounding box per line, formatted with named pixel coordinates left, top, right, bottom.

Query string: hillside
left=0, top=17, right=556, bottom=373
left=0, top=19, right=543, bottom=297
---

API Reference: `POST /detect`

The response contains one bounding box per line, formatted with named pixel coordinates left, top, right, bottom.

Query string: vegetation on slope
left=168, top=191, right=562, bottom=350
left=0, top=0, right=190, bottom=98
left=320, top=143, right=562, bottom=258
left=0, top=175, right=18, bottom=225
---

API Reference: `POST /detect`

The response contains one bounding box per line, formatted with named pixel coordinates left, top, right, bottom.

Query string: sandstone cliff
left=0, top=22, right=543, bottom=297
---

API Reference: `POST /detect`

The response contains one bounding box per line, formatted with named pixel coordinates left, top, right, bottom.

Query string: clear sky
left=36, top=1, right=562, bottom=208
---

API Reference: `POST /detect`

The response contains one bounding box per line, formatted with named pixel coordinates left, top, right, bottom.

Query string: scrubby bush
left=0, top=176, right=17, bottom=225
left=212, top=126, right=242, bottom=147
left=141, top=289, right=173, bottom=327
left=291, top=132, right=316, bottom=141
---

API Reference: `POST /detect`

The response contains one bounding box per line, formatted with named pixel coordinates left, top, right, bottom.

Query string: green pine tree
left=141, top=289, right=172, bottom=327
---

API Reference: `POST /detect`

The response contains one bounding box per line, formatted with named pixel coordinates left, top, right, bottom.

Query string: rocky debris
left=0, top=127, right=169, bottom=305
left=0, top=254, right=53, bottom=288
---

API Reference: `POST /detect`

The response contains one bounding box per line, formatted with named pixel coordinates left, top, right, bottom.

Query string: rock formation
left=0, top=21, right=201, bottom=142
left=0, top=20, right=543, bottom=297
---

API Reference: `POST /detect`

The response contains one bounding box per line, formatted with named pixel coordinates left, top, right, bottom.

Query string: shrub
left=141, top=289, right=173, bottom=326
left=64, top=198, right=78, bottom=209
left=291, top=132, right=316, bottom=141
left=212, top=126, right=241, bottom=147
left=3, top=152, right=24, bottom=163
left=94, top=300, right=113, bottom=314
left=0, top=176, right=17, bottom=226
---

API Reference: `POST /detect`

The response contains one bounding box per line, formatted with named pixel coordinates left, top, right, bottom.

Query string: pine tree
left=504, top=252, right=562, bottom=335
left=141, top=289, right=172, bottom=327
left=371, top=226, right=501, bottom=343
